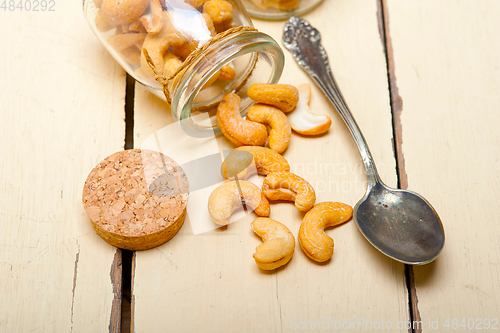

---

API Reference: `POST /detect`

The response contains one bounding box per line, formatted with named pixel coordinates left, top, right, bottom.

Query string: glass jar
left=241, top=0, right=323, bottom=20
left=83, top=0, right=284, bottom=136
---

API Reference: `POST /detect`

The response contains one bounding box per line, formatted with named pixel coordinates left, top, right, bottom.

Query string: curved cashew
left=298, top=202, right=353, bottom=262
left=220, top=149, right=256, bottom=180
left=288, top=83, right=332, bottom=135
left=235, top=146, right=290, bottom=176
left=101, top=0, right=150, bottom=25
left=251, top=218, right=295, bottom=270
left=208, top=180, right=270, bottom=225
left=139, top=0, right=164, bottom=34
left=122, top=19, right=147, bottom=33
left=247, top=83, right=299, bottom=113
left=217, top=93, right=268, bottom=147
left=163, top=52, right=183, bottom=79
left=140, top=12, right=186, bottom=77
left=262, top=171, right=315, bottom=212
left=219, top=63, right=236, bottom=81
left=246, top=104, right=292, bottom=153
left=201, top=12, right=217, bottom=36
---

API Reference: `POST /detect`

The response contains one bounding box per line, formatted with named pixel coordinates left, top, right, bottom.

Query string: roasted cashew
left=298, top=202, right=353, bottom=262
left=251, top=218, right=295, bottom=270
left=288, top=83, right=332, bottom=135
left=101, top=0, right=150, bottom=25
left=208, top=180, right=270, bottom=225
left=262, top=171, right=316, bottom=211
left=140, top=12, right=187, bottom=77
left=235, top=146, right=290, bottom=176
left=139, top=0, right=164, bottom=34
left=247, top=83, right=299, bottom=113
left=217, top=93, right=268, bottom=147
left=219, top=63, right=236, bottom=81
left=246, top=104, right=292, bottom=153
left=122, top=19, right=148, bottom=33
left=163, top=52, right=183, bottom=78
left=203, top=0, right=233, bottom=24
left=249, top=0, right=299, bottom=10
left=171, top=37, right=199, bottom=59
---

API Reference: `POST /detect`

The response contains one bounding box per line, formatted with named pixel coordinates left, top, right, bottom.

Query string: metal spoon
left=283, top=17, right=445, bottom=265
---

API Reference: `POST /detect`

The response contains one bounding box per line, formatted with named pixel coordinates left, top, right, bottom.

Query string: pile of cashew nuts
left=94, top=0, right=237, bottom=82
left=208, top=83, right=352, bottom=270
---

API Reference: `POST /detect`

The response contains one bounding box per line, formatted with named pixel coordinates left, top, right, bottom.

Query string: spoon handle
left=283, top=17, right=380, bottom=185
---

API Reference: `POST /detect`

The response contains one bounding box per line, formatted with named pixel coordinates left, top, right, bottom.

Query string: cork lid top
left=82, top=149, right=189, bottom=237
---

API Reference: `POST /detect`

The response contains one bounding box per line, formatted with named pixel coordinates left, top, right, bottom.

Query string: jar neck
left=170, top=30, right=284, bottom=138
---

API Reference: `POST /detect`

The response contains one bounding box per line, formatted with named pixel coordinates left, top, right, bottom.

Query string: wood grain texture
left=131, top=0, right=407, bottom=331
left=0, top=2, right=126, bottom=331
left=386, top=0, right=500, bottom=331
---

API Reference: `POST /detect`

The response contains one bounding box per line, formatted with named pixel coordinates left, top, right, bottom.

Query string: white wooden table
left=1, top=0, right=499, bottom=332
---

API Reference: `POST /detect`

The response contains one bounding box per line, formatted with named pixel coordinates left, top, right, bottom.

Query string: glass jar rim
left=171, top=30, right=285, bottom=137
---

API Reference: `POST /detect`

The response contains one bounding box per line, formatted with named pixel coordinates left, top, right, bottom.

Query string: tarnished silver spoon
left=283, top=17, right=444, bottom=265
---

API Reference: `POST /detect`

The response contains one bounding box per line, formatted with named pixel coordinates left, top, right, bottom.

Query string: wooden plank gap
left=379, top=1, right=421, bottom=333
left=70, top=240, right=80, bottom=332
left=110, top=249, right=123, bottom=333
left=122, top=73, right=136, bottom=332
left=379, top=0, right=407, bottom=190
left=125, top=74, right=136, bottom=150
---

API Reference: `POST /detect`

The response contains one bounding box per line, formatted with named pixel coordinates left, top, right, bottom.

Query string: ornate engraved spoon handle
left=283, top=17, right=380, bottom=185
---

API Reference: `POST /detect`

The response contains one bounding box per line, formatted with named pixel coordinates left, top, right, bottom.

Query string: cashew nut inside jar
left=241, top=0, right=324, bottom=20
left=84, top=0, right=284, bottom=136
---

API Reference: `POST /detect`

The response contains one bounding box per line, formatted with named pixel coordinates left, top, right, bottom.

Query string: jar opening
left=171, top=30, right=284, bottom=137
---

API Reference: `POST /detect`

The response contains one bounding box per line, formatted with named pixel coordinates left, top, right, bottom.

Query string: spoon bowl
left=355, top=182, right=444, bottom=264
left=283, top=17, right=445, bottom=264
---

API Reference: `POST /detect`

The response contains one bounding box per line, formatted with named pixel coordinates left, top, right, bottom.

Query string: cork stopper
left=82, top=149, right=189, bottom=250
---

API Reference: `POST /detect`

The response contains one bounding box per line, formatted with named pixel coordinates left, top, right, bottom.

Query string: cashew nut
left=163, top=52, right=183, bottom=79
left=249, top=0, right=299, bottom=10
left=203, top=0, right=233, bottom=24
left=139, top=0, right=164, bottom=34
left=171, top=37, right=199, bottom=59
left=247, top=83, right=299, bottom=113
left=235, top=146, right=290, bottom=176
left=287, top=83, right=332, bottom=136
left=208, top=180, right=270, bottom=225
left=246, top=104, right=292, bottom=153
left=262, top=171, right=316, bottom=212
left=217, top=93, right=268, bottom=147
left=140, top=12, right=187, bottom=77
left=101, top=0, right=150, bottom=25
left=298, top=202, right=353, bottom=262
left=251, top=218, right=295, bottom=270
left=219, top=63, right=236, bottom=81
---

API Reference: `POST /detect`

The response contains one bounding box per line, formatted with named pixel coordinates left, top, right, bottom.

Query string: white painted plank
left=386, top=0, right=500, bottom=331
left=132, top=0, right=407, bottom=331
left=0, top=2, right=127, bottom=332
